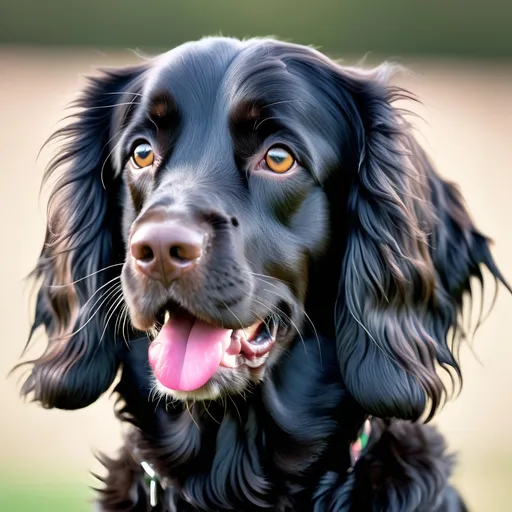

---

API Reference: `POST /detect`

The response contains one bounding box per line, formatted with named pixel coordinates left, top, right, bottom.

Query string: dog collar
left=140, top=418, right=372, bottom=508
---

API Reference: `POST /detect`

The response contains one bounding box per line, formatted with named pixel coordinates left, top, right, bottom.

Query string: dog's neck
left=114, top=335, right=365, bottom=509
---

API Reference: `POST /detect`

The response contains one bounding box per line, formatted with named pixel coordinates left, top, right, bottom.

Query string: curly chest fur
left=97, top=338, right=364, bottom=511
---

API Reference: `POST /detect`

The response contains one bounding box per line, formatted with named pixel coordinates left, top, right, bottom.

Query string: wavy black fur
left=15, top=36, right=508, bottom=510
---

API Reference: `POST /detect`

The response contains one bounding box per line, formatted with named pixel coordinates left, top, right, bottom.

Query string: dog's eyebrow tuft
left=148, top=91, right=176, bottom=122
left=229, top=101, right=262, bottom=126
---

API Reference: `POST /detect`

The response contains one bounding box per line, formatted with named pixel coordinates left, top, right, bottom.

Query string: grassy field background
left=0, top=47, right=511, bottom=511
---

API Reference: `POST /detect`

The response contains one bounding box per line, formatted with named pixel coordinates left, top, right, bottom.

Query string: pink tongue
left=148, top=311, right=232, bottom=391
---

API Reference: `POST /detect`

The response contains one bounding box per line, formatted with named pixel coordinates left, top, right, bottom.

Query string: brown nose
left=130, top=221, right=205, bottom=284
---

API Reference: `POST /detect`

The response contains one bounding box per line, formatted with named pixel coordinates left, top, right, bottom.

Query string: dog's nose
left=130, top=221, right=205, bottom=284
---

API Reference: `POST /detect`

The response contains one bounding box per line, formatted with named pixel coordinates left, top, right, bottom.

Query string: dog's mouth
left=147, top=303, right=286, bottom=392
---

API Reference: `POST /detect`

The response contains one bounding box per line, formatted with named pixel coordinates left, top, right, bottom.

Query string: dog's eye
left=132, top=142, right=154, bottom=168
left=264, top=146, right=295, bottom=173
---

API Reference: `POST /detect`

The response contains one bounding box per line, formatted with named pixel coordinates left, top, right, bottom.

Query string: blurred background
left=1, top=1, right=511, bottom=510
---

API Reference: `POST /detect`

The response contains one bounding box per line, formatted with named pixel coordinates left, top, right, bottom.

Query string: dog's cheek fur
left=17, top=65, right=146, bottom=410
left=289, top=188, right=331, bottom=260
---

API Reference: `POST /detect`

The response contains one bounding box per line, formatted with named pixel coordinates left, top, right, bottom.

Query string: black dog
left=18, top=37, right=507, bottom=510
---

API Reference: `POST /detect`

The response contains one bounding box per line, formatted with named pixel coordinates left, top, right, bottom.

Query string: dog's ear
left=330, top=64, right=509, bottom=421
left=18, top=63, right=146, bottom=410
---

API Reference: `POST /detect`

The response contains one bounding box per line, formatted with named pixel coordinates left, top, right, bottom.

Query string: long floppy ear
left=333, top=65, right=509, bottom=421
left=19, top=63, right=146, bottom=410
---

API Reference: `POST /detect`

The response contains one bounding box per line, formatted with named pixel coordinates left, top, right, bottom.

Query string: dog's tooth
left=164, top=311, right=170, bottom=323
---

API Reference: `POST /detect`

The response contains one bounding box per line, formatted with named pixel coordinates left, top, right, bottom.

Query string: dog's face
left=19, top=36, right=507, bottom=420
left=119, top=39, right=340, bottom=399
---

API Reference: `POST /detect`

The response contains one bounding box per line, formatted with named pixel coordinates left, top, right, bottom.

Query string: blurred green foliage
left=0, top=471, right=91, bottom=512
left=0, top=0, right=510, bottom=57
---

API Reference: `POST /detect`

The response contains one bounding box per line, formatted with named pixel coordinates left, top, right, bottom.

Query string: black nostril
left=169, top=242, right=202, bottom=263
left=169, top=245, right=186, bottom=262
left=230, top=217, right=239, bottom=227
left=139, top=245, right=154, bottom=262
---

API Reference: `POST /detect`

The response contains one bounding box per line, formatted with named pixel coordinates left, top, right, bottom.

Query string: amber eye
left=132, top=142, right=154, bottom=168
left=264, top=146, right=295, bottom=173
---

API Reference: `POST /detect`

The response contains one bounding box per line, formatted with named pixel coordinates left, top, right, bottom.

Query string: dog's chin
left=151, top=369, right=254, bottom=401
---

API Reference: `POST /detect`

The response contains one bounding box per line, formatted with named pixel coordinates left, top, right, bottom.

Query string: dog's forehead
left=144, top=37, right=250, bottom=106
left=142, top=37, right=319, bottom=111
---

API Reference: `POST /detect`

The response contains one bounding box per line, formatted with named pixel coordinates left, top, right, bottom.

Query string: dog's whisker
left=228, top=395, right=243, bottom=426
left=202, top=401, right=220, bottom=425
left=249, top=309, right=270, bottom=332
left=83, top=288, right=125, bottom=363
left=118, top=304, right=126, bottom=343
left=86, top=101, right=142, bottom=111
left=115, top=302, right=131, bottom=349
left=112, top=291, right=128, bottom=339
left=247, top=269, right=323, bottom=361
left=251, top=295, right=309, bottom=359
left=50, top=281, right=122, bottom=342
left=206, top=302, right=226, bottom=329
left=46, top=263, right=124, bottom=288
left=126, top=336, right=151, bottom=343
left=254, top=116, right=280, bottom=131
left=146, top=112, right=161, bottom=133
left=149, top=383, right=166, bottom=413
left=100, top=135, right=126, bottom=190
left=262, top=286, right=322, bottom=364
left=261, top=99, right=304, bottom=109
left=99, top=289, right=126, bottom=343
left=102, top=91, right=145, bottom=98
left=122, top=305, right=131, bottom=348
left=114, top=298, right=124, bottom=339
left=219, top=300, right=246, bottom=338
left=185, top=400, right=201, bottom=431
left=83, top=282, right=122, bottom=321
left=99, top=90, right=141, bottom=188
left=149, top=381, right=168, bottom=412
left=247, top=271, right=286, bottom=285
left=76, top=275, right=121, bottom=316
left=154, top=391, right=165, bottom=413
left=148, top=383, right=159, bottom=404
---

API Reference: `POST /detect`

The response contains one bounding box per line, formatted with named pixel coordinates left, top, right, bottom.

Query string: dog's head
left=19, top=37, right=508, bottom=420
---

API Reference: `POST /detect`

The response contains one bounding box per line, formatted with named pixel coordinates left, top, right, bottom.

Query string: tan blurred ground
left=0, top=47, right=511, bottom=511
